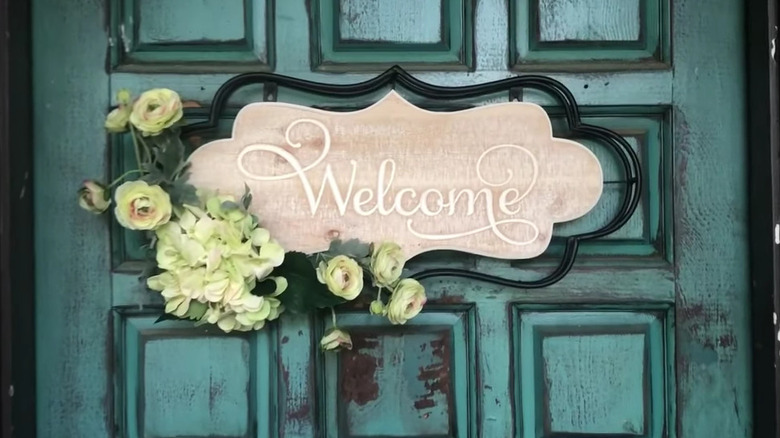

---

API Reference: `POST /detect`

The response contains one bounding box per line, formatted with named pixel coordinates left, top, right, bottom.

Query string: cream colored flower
left=369, top=241, right=405, bottom=287
left=114, top=180, right=172, bottom=230
left=104, top=89, right=133, bottom=133
left=316, top=255, right=364, bottom=300
left=129, top=88, right=183, bottom=136
left=147, top=191, right=289, bottom=333
left=320, top=328, right=353, bottom=351
left=78, top=180, right=110, bottom=214
left=104, top=106, right=131, bottom=133
left=146, top=270, right=194, bottom=317
left=154, top=222, right=207, bottom=270
left=386, top=279, right=426, bottom=325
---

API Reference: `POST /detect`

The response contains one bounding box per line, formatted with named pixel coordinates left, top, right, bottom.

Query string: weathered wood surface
left=188, top=91, right=603, bottom=259
left=31, top=0, right=751, bottom=436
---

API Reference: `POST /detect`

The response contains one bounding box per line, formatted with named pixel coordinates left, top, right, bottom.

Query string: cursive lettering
left=237, top=119, right=541, bottom=246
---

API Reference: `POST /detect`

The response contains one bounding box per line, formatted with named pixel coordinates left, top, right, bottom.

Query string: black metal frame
left=182, top=66, right=642, bottom=288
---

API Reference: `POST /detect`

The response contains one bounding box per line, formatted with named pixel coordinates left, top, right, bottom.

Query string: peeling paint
left=340, top=335, right=380, bottom=406
left=436, top=294, right=466, bottom=304
left=415, top=337, right=451, bottom=411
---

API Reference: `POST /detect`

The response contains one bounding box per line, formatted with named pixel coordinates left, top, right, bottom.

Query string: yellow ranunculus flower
left=316, top=255, right=364, bottom=301
left=386, top=279, right=427, bottom=325
left=369, top=241, right=405, bottom=288
left=114, top=180, right=172, bottom=230
left=77, top=180, right=111, bottom=214
left=129, top=88, right=183, bottom=136
left=104, top=106, right=131, bottom=133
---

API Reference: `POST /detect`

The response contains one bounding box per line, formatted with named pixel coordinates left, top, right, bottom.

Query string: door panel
left=32, top=0, right=750, bottom=437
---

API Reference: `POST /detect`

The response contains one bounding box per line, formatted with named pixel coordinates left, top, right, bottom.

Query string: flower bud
left=116, top=89, right=132, bottom=105
left=320, top=328, right=353, bottom=352
left=104, top=106, right=131, bottom=133
left=78, top=180, right=111, bottom=214
left=369, top=300, right=386, bottom=316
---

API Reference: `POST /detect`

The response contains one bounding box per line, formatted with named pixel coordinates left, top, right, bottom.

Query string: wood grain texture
left=516, top=309, right=668, bottom=437
left=543, top=334, right=646, bottom=434
left=138, top=0, right=246, bottom=43
left=116, top=111, right=668, bottom=266
left=112, top=0, right=271, bottom=70
left=311, top=0, right=473, bottom=70
left=339, top=0, right=442, bottom=43
left=538, top=0, right=642, bottom=42
left=142, top=337, right=250, bottom=436
left=278, top=314, right=317, bottom=437
left=114, top=312, right=278, bottom=438
left=33, top=0, right=753, bottom=434
left=319, top=308, right=476, bottom=438
left=110, top=71, right=674, bottom=106
left=672, top=0, right=751, bottom=436
left=511, top=0, right=669, bottom=69
left=32, top=0, right=111, bottom=435
left=187, top=91, right=604, bottom=259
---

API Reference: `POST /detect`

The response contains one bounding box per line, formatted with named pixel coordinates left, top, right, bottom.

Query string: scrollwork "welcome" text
left=236, top=119, right=541, bottom=246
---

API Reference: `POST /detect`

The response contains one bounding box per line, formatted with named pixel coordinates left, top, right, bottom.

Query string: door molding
left=0, top=0, right=35, bottom=435
left=746, top=0, right=780, bottom=436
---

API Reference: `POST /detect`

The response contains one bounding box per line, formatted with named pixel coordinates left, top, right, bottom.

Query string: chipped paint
left=415, top=337, right=451, bottom=411
left=340, top=335, right=380, bottom=406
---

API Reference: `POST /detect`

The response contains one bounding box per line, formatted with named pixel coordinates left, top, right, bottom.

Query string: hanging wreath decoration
left=78, top=88, right=427, bottom=352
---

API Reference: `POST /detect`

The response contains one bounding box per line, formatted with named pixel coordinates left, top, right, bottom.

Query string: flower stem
left=128, top=123, right=146, bottom=173
left=108, top=169, right=143, bottom=188
left=375, top=286, right=383, bottom=302
left=330, top=307, right=337, bottom=328
left=136, top=133, right=153, bottom=165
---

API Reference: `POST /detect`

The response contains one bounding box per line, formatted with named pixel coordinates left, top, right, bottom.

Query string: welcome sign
left=186, top=91, right=603, bottom=260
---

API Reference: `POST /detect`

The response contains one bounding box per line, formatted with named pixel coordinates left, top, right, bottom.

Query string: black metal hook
left=181, top=65, right=642, bottom=289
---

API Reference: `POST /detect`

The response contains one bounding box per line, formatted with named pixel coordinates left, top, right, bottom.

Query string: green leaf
left=152, top=131, right=187, bottom=181
left=327, top=239, right=371, bottom=259
left=251, top=277, right=278, bottom=296
left=221, top=200, right=241, bottom=211
left=240, top=183, right=253, bottom=209
left=273, top=251, right=346, bottom=313
left=140, top=166, right=165, bottom=185
left=154, top=312, right=182, bottom=324
left=165, top=176, right=199, bottom=207
left=183, top=301, right=208, bottom=320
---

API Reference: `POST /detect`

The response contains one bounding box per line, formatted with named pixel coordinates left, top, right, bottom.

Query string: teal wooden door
left=32, top=0, right=750, bottom=437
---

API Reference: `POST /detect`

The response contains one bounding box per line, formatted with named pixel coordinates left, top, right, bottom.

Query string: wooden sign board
left=187, top=91, right=603, bottom=260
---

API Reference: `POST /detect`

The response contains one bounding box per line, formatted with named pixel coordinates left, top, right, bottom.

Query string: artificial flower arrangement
left=78, top=88, right=427, bottom=351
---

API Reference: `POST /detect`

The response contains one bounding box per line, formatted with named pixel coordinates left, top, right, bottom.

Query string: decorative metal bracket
left=182, top=66, right=642, bottom=289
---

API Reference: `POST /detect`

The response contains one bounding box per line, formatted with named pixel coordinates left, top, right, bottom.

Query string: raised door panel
left=510, top=0, right=670, bottom=69
left=110, top=0, right=274, bottom=70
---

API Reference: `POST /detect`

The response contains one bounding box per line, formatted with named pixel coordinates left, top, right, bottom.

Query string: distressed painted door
left=32, top=0, right=750, bottom=437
